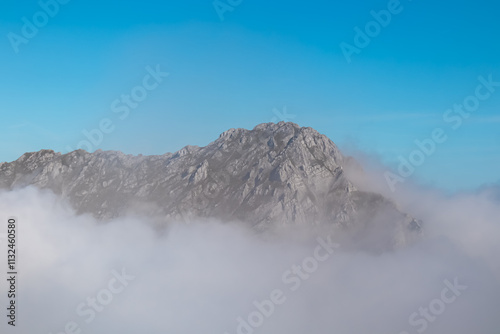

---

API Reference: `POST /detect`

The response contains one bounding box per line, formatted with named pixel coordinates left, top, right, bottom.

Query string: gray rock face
left=0, top=122, right=420, bottom=248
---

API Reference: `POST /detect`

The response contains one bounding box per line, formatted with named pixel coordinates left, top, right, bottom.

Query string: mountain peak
left=253, top=121, right=300, bottom=131
left=0, top=123, right=420, bottom=249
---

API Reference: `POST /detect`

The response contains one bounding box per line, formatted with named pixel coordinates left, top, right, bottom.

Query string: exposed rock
left=0, top=122, right=421, bottom=250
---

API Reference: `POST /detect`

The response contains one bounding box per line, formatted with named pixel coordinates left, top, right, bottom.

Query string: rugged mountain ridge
left=0, top=122, right=420, bottom=248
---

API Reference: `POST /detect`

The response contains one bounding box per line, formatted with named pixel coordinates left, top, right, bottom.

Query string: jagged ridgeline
left=0, top=122, right=421, bottom=247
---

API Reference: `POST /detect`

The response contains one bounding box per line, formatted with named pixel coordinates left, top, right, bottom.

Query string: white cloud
left=0, top=181, right=499, bottom=334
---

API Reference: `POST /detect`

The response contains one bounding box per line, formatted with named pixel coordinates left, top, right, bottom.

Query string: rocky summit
left=0, top=122, right=421, bottom=248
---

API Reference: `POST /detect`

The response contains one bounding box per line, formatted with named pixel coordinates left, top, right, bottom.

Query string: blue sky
left=0, top=0, right=499, bottom=191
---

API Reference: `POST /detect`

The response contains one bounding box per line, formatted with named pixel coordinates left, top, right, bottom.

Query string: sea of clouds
left=0, top=161, right=499, bottom=334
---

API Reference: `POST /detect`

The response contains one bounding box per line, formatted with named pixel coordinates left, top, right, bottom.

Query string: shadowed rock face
left=0, top=122, right=421, bottom=249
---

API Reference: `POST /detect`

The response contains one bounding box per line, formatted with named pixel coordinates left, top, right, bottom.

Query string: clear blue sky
left=1, top=0, right=499, bottom=191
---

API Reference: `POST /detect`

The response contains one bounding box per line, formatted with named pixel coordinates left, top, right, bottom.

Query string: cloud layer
left=0, top=179, right=499, bottom=334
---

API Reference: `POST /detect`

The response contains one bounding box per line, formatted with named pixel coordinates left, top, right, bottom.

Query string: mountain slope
left=0, top=122, right=421, bottom=248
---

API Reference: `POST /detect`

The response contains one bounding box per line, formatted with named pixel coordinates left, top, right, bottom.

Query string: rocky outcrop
left=0, top=122, right=421, bottom=248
